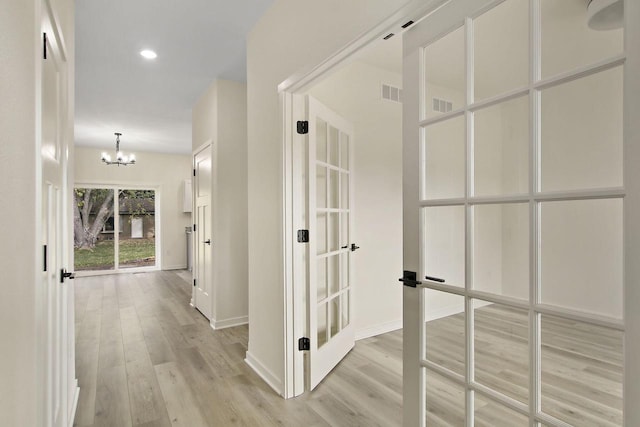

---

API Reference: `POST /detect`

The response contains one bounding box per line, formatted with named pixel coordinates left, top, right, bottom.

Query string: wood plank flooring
left=74, top=271, right=623, bottom=426
left=74, top=271, right=403, bottom=427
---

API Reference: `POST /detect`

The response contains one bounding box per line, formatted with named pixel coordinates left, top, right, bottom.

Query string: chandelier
left=101, top=132, right=136, bottom=166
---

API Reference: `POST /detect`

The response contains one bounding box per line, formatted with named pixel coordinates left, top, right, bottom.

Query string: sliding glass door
left=74, top=186, right=157, bottom=273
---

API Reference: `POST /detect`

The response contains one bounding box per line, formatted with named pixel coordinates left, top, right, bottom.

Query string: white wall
left=1, top=0, right=75, bottom=425
left=246, top=0, right=413, bottom=393
left=192, top=79, right=248, bottom=327
left=306, top=60, right=403, bottom=338
left=74, top=147, right=192, bottom=270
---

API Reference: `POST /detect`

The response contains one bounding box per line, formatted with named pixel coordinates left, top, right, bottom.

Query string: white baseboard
left=425, top=300, right=493, bottom=323
left=162, top=265, right=188, bottom=271
left=355, top=319, right=403, bottom=341
left=210, top=315, right=248, bottom=330
left=68, top=381, right=79, bottom=427
left=245, top=352, right=283, bottom=396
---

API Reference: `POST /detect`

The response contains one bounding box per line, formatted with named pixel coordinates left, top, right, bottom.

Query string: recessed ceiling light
left=140, top=49, right=157, bottom=59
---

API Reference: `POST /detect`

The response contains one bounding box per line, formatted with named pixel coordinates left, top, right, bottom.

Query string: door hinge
left=193, top=279, right=196, bottom=287
left=43, top=245, right=47, bottom=272
left=298, top=337, right=310, bottom=351
left=296, top=121, right=309, bottom=135
left=193, top=223, right=196, bottom=232
left=43, top=33, right=47, bottom=59
left=193, top=168, right=196, bottom=177
left=297, top=229, right=309, bottom=243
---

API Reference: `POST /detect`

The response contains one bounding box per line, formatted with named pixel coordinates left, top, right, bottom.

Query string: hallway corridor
left=73, top=271, right=403, bottom=426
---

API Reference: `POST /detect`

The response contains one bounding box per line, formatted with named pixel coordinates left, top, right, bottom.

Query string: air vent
left=432, top=97, right=453, bottom=113
left=382, top=83, right=403, bottom=103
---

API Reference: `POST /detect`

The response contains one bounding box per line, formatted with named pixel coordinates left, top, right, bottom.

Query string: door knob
left=203, top=239, right=211, bottom=245
left=350, top=243, right=360, bottom=252
left=60, top=269, right=75, bottom=283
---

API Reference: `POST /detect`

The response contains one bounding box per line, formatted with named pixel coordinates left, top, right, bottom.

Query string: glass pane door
left=118, top=189, right=156, bottom=269
left=74, top=186, right=157, bottom=272
left=404, top=0, right=626, bottom=425
left=73, top=188, right=115, bottom=271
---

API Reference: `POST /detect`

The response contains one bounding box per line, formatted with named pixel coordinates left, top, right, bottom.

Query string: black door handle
left=60, top=269, right=75, bottom=283
left=203, top=239, right=211, bottom=245
left=341, top=245, right=349, bottom=249
left=350, top=243, right=360, bottom=252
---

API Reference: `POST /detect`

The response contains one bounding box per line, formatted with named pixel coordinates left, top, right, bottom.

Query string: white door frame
left=278, top=0, right=452, bottom=398
left=400, top=0, right=640, bottom=425
left=73, top=182, right=162, bottom=276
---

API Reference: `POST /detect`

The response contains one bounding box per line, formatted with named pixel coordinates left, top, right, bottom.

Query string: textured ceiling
left=75, top=0, right=274, bottom=154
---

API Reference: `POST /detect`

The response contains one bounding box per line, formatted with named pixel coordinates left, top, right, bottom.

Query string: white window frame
left=73, top=182, right=161, bottom=276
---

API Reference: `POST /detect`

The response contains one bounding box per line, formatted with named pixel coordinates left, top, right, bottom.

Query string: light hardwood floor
left=74, top=271, right=622, bottom=427
left=74, top=271, right=403, bottom=427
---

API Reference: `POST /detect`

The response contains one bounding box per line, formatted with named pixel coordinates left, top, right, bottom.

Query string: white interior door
left=41, top=5, right=70, bottom=426
left=307, top=96, right=355, bottom=390
left=403, top=0, right=627, bottom=425
left=194, top=145, right=213, bottom=319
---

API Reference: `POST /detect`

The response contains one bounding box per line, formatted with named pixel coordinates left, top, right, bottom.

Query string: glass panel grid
left=417, top=1, right=626, bottom=425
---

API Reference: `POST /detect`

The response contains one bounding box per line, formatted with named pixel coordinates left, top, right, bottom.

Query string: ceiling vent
left=382, top=83, right=402, bottom=103
left=432, top=97, right=453, bottom=113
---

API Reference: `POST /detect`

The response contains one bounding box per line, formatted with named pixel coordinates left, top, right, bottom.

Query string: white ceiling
left=75, top=0, right=274, bottom=154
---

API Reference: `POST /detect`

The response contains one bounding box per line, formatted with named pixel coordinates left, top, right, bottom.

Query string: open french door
left=306, top=97, right=355, bottom=390
left=402, top=0, right=631, bottom=425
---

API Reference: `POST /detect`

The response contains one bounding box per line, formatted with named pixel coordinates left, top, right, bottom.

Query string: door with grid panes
left=307, top=96, right=355, bottom=390
left=402, top=0, right=626, bottom=425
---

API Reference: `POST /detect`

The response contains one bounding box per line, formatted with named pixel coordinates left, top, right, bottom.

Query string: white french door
left=403, top=0, right=628, bottom=425
left=41, top=2, right=71, bottom=425
left=194, top=144, right=213, bottom=319
left=307, top=96, right=355, bottom=390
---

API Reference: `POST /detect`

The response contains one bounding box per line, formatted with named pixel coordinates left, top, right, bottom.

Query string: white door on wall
left=402, top=0, right=627, bottom=425
left=41, top=4, right=72, bottom=426
left=194, top=145, right=213, bottom=319
left=306, top=96, right=355, bottom=390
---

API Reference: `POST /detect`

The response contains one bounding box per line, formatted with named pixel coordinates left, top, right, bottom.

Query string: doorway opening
left=73, top=186, right=159, bottom=274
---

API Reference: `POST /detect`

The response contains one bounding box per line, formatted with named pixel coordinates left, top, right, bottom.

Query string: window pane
left=316, top=212, right=326, bottom=255
left=424, top=25, right=465, bottom=119
left=329, top=126, right=339, bottom=166
left=328, top=254, right=339, bottom=296
left=540, top=199, right=622, bottom=319
left=540, top=67, right=623, bottom=192
left=317, top=257, right=327, bottom=301
left=426, top=368, right=465, bottom=426
left=340, top=252, right=349, bottom=290
left=328, top=212, right=339, bottom=252
left=118, top=190, right=156, bottom=269
left=423, top=116, right=466, bottom=200
left=424, top=206, right=465, bottom=287
left=475, top=394, right=528, bottom=426
left=316, top=166, right=327, bottom=208
left=540, top=314, right=623, bottom=426
left=74, top=188, right=115, bottom=271
left=541, top=0, right=623, bottom=78
left=317, top=119, right=327, bottom=162
left=329, top=296, right=340, bottom=338
left=317, top=303, right=328, bottom=348
left=329, top=169, right=339, bottom=208
left=474, top=300, right=529, bottom=404
left=474, top=96, right=529, bottom=197
left=424, top=290, right=465, bottom=376
left=474, top=0, right=529, bottom=100
left=473, top=203, right=529, bottom=300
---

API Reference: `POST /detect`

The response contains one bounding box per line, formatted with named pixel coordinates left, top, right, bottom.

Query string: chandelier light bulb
left=101, top=132, right=136, bottom=166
